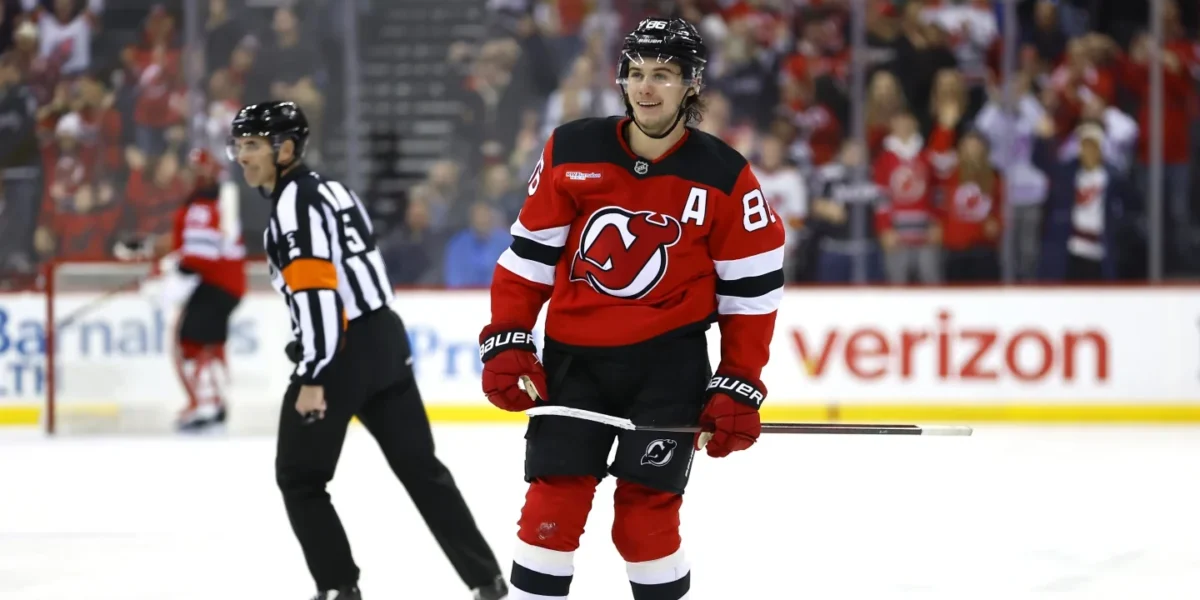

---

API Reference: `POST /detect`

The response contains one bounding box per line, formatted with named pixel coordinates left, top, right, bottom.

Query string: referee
left=228, top=101, right=509, bottom=600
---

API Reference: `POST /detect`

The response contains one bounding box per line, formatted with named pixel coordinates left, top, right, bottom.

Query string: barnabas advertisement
left=0, top=294, right=262, bottom=402
left=2, top=289, right=1199, bottom=421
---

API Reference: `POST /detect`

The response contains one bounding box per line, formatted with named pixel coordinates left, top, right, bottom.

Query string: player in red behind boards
left=168, top=148, right=246, bottom=431
left=477, top=18, right=786, bottom=600
left=136, top=148, right=248, bottom=431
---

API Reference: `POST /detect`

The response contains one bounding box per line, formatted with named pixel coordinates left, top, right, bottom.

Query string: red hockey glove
left=696, top=374, right=765, bottom=458
left=479, top=324, right=547, bottom=412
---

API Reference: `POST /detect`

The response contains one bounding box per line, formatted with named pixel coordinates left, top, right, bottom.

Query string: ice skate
left=309, top=585, right=361, bottom=600
left=175, top=403, right=226, bottom=433
left=472, top=576, right=508, bottom=599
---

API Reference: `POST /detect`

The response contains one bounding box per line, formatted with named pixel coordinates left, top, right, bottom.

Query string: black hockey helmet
left=616, top=17, right=708, bottom=139
left=617, top=17, right=708, bottom=85
left=226, top=100, right=310, bottom=166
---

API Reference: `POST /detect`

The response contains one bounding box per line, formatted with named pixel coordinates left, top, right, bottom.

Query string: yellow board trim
left=5, top=403, right=1200, bottom=427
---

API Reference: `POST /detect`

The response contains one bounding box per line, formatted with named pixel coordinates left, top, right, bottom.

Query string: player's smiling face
left=625, top=62, right=691, bottom=133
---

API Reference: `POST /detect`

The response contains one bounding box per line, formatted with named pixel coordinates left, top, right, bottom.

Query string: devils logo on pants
left=570, top=207, right=682, bottom=299
left=640, top=439, right=678, bottom=467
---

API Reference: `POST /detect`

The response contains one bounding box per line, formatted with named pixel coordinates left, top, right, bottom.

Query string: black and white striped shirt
left=264, top=165, right=394, bottom=384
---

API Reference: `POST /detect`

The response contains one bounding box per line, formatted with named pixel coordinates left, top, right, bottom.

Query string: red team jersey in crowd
left=873, top=126, right=957, bottom=246
left=939, top=174, right=1004, bottom=251
left=171, top=186, right=247, bottom=298
left=873, top=139, right=937, bottom=244
left=491, top=117, right=786, bottom=380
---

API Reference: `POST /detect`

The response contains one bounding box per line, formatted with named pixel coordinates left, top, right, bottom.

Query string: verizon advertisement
left=767, top=290, right=1200, bottom=403
left=0, top=289, right=1197, bottom=418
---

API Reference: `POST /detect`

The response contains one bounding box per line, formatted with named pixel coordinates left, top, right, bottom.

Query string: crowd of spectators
left=0, top=0, right=333, bottom=288
left=3, top=0, right=1199, bottom=290
left=390, top=0, right=1200, bottom=287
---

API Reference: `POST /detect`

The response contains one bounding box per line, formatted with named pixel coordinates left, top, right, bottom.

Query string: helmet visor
left=224, top=136, right=241, bottom=162
left=615, top=51, right=702, bottom=87
left=225, top=135, right=271, bottom=163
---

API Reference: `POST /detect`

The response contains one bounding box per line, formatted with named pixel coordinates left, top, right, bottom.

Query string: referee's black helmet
left=227, top=100, right=310, bottom=166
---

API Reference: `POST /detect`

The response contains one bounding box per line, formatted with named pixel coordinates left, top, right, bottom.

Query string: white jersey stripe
left=713, top=246, right=785, bottom=281
left=512, top=219, right=570, bottom=248
left=716, top=287, right=784, bottom=316
left=498, top=248, right=556, bottom=286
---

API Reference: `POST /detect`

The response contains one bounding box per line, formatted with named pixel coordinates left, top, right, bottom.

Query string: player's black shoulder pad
left=550, top=117, right=747, bottom=195
left=664, top=128, right=748, bottom=196
left=550, top=116, right=626, bottom=166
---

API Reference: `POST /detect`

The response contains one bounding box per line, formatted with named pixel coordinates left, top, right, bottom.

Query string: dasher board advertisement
left=1, top=288, right=1198, bottom=426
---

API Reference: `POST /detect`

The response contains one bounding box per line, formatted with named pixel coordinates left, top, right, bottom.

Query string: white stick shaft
left=914, top=425, right=974, bottom=436
left=523, top=406, right=973, bottom=437
left=525, top=406, right=637, bottom=429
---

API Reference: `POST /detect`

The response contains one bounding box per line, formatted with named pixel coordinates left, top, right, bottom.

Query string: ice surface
left=2, top=425, right=1200, bottom=599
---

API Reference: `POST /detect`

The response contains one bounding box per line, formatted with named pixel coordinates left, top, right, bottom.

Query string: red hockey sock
left=206, top=344, right=228, bottom=408
left=175, top=341, right=207, bottom=410
left=511, top=476, right=598, bottom=599
left=612, top=479, right=683, bottom=562
left=613, top=480, right=690, bottom=600
left=517, top=476, right=598, bottom=552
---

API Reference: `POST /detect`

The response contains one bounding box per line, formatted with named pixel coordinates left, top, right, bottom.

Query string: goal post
left=29, top=259, right=287, bottom=435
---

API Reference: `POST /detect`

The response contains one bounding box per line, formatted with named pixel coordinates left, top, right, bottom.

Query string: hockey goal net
left=19, top=260, right=290, bottom=435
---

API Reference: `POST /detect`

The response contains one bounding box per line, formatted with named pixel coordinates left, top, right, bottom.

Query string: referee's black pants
left=275, top=307, right=502, bottom=592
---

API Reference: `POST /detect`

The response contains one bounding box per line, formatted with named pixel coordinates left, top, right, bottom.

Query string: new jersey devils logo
left=888, top=165, right=927, bottom=204
left=952, top=182, right=992, bottom=222
left=570, top=207, right=682, bottom=299
left=641, top=439, right=678, bottom=467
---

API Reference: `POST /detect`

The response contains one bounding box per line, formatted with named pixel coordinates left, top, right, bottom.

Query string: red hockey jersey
left=491, top=117, right=786, bottom=380
left=940, top=173, right=1004, bottom=251
left=873, top=132, right=951, bottom=246
left=171, top=185, right=247, bottom=298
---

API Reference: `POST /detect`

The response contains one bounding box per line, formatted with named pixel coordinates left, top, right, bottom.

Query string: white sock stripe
left=513, top=539, right=576, bottom=577
left=626, top=548, right=690, bottom=585
left=509, top=590, right=566, bottom=600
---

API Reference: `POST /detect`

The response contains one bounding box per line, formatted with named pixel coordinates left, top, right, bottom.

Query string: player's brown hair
left=684, top=88, right=706, bottom=125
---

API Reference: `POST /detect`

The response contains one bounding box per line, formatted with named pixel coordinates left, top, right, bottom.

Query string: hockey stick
left=524, top=406, right=974, bottom=437
left=56, top=273, right=149, bottom=329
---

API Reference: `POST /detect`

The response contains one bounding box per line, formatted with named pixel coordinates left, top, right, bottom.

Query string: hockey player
left=477, top=18, right=786, bottom=600
left=165, top=148, right=246, bottom=430
left=117, top=147, right=247, bottom=431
